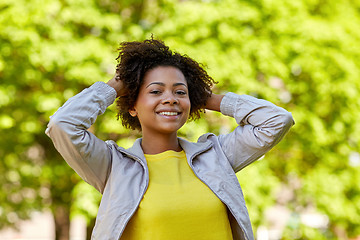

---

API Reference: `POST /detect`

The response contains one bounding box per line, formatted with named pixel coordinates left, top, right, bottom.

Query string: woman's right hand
left=106, top=75, right=126, bottom=98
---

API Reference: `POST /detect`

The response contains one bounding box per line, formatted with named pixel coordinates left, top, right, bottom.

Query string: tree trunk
left=53, top=205, right=70, bottom=240
left=86, top=217, right=96, bottom=240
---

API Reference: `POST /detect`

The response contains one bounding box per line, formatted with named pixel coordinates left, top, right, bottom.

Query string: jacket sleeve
left=217, top=92, right=294, bottom=172
left=45, top=82, right=117, bottom=193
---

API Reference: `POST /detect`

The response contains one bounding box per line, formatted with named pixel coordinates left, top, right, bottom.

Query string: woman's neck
left=141, top=131, right=182, bottom=154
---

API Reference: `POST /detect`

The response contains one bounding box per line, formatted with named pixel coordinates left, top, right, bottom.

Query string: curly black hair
left=115, top=37, right=217, bottom=130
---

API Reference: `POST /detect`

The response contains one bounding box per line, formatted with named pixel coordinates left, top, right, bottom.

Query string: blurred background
left=0, top=0, right=359, bottom=239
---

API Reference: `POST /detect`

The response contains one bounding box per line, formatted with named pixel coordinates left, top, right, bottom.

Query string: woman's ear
left=129, top=108, right=137, bottom=117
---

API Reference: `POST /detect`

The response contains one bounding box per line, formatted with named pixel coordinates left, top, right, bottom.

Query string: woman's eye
left=150, top=90, right=161, bottom=94
left=176, top=90, right=187, bottom=95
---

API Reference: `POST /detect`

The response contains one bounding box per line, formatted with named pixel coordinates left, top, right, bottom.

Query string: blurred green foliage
left=0, top=0, right=359, bottom=239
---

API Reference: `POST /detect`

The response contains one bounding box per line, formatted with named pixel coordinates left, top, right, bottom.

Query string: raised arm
left=210, top=92, right=294, bottom=172
left=45, top=81, right=118, bottom=193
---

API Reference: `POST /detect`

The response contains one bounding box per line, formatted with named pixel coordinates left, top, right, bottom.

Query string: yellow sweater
left=121, top=150, right=233, bottom=240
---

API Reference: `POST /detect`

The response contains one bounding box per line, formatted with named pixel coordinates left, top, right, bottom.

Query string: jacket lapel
left=119, top=138, right=147, bottom=165
left=178, top=137, right=213, bottom=165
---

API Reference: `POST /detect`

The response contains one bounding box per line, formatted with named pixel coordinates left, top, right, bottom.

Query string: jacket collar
left=121, top=137, right=213, bottom=164
left=178, top=137, right=213, bottom=164
left=121, top=138, right=146, bottom=163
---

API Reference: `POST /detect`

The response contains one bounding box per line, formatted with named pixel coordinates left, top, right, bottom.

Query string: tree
left=0, top=0, right=140, bottom=239
left=1, top=0, right=359, bottom=239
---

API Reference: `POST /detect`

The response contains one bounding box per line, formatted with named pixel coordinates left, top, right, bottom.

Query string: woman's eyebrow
left=173, top=83, right=188, bottom=87
left=146, top=82, right=187, bottom=88
left=146, top=82, right=165, bottom=88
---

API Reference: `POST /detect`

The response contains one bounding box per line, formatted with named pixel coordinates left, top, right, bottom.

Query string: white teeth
left=159, top=112, right=178, bottom=116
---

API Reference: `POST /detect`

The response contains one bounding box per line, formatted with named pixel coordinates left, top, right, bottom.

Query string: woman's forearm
left=205, top=93, right=225, bottom=112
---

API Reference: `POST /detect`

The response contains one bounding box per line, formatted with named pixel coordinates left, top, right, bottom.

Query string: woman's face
left=131, top=66, right=191, bottom=136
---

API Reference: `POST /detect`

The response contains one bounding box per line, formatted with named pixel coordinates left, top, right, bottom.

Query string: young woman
left=46, top=38, right=294, bottom=240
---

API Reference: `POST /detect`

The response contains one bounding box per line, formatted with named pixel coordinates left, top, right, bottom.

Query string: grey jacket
left=46, top=82, right=294, bottom=240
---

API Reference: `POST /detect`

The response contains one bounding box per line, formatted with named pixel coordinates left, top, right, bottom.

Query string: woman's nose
left=162, top=93, right=179, bottom=105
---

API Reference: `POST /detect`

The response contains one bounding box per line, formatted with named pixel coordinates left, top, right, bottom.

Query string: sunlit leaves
left=1, top=0, right=359, bottom=238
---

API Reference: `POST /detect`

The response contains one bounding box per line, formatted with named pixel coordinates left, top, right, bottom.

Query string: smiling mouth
left=158, top=111, right=181, bottom=116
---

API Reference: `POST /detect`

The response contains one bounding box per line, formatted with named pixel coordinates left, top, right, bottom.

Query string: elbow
left=270, top=111, right=294, bottom=145
left=244, top=109, right=294, bottom=152
left=45, top=117, right=58, bottom=138
left=260, top=111, right=294, bottom=147
left=45, top=116, right=71, bottom=139
left=282, top=111, right=295, bottom=131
